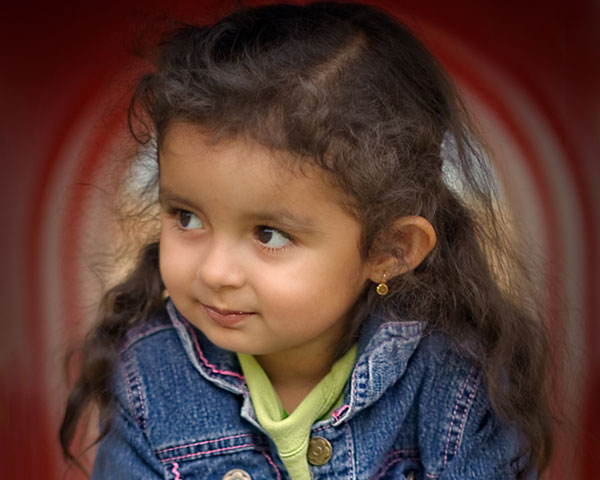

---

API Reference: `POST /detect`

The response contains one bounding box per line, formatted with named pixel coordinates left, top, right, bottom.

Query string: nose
left=196, top=236, right=246, bottom=291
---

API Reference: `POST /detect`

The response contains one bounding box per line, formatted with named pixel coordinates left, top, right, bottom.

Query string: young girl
left=60, top=2, right=553, bottom=479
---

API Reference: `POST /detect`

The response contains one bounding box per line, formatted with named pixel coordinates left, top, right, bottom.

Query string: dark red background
left=1, top=1, right=599, bottom=478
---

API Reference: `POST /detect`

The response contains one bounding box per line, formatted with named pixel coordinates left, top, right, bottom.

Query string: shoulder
left=122, top=309, right=177, bottom=350
left=411, top=333, right=520, bottom=478
left=412, top=333, right=484, bottom=448
left=110, top=309, right=191, bottom=431
left=119, top=308, right=187, bottom=371
left=110, top=305, right=246, bottom=434
left=116, top=309, right=193, bottom=408
left=413, top=332, right=482, bottom=398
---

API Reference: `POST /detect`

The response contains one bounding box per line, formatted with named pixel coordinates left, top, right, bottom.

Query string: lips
left=202, top=304, right=254, bottom=328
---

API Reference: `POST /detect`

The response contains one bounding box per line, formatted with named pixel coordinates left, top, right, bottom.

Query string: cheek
left=159, top=233, right=193, bottom=290
left=259, top=254, right=367, bottom=313
left=158, top=237, right=174, bottom=289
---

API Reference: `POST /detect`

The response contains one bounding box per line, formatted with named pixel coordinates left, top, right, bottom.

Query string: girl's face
left=159, top=122, right=377, bottom=361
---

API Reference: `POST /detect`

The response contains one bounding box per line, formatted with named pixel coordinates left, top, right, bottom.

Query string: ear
left=368, top=216, right=437, bottom=282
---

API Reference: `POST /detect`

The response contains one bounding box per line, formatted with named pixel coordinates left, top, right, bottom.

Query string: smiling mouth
left=202, top=304, right=254, bottom=327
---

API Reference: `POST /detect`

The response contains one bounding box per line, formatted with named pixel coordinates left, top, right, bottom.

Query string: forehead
left=158, top=122, right=356, bottom=224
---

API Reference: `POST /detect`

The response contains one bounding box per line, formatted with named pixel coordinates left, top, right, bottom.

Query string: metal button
left=307, top=436, right=332, bottom=466
left=222, top=469, right=252, bottom=480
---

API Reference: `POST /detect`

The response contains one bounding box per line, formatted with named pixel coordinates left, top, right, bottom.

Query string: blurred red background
left=1, top=0, right=598, bottom=478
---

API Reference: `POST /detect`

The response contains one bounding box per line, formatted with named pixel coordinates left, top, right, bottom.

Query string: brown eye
left=255, top=226, right=291, bottom=248
left=177, top=210, right=203, bottom=230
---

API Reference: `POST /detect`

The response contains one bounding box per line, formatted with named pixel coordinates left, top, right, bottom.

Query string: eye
left=255, top=226, right=291, bottom=249
left=177, top=210, right=204, bottom=230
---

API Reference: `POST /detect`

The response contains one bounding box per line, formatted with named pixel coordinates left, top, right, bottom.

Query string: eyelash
left=164, top=207, right=203, bottom=232
left=164, top=206, right=295, bottom=253
left=253, top=225, right=294, bottom=253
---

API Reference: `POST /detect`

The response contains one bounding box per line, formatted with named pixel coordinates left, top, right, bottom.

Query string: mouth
left=202, top=304, right=254, bottom=328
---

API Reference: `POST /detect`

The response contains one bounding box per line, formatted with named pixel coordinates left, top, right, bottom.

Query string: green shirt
left=237, top=345, right=357, bottom=480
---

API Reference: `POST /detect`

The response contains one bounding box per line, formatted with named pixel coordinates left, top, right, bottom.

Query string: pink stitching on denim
left=182, top=318, right=245, bottom=380
left=261, top=451, right=282, bottom=480
left=425, top=472, right=440, bottom=479
left=370, top=450, right=421, bottom=480
left=332, top=404, right=349, bottom=420
left=443, top=366, right=475, bottom=467
left=453, top=372, right=481, bottom=457
left=348, top=361, right=360, bottom=406
left=122, top=359, right=136, bottom=419
left=156, top=433, right=255, bottom=454
left=346, top=423, right=354, bottom=478
left=161, top=443, right=255, bottom=462
left=130, top=357, right=146, bottom=425
left=382, top=449, right=419, bottom=455
left=171, top=462, right=181, bottom=479
left=313, top=424, right=329, bottom=433
left=125, top=349, right=146, bottom=429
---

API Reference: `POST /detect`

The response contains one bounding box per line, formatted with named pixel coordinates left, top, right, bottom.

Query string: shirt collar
left=167, top=299, right=425, bottom=420
left=332, top=310, right=425, bottom=425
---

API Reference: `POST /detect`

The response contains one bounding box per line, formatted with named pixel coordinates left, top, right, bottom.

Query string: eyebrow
left=246, top=210, right=318, bottom=234
left=158, top=188, right=197, bottom=210
left=158, top=186, right=318, bottom=234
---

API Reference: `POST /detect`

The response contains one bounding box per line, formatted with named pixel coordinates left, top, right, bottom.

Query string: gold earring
left=376, top=274, right=389, bottom=296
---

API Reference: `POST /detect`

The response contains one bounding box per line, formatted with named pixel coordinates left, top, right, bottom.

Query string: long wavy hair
left=60, top=2, right=553, bottom=477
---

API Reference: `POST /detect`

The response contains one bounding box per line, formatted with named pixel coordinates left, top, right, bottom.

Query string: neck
left=255, top=343, right=337, bottom=413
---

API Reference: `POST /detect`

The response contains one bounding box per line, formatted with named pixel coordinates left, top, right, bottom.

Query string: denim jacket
left=92, top=300, right=523, bottom=479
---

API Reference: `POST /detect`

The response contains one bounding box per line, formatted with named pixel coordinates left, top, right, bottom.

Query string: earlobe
left=369, top=215, right=436, bottom=282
